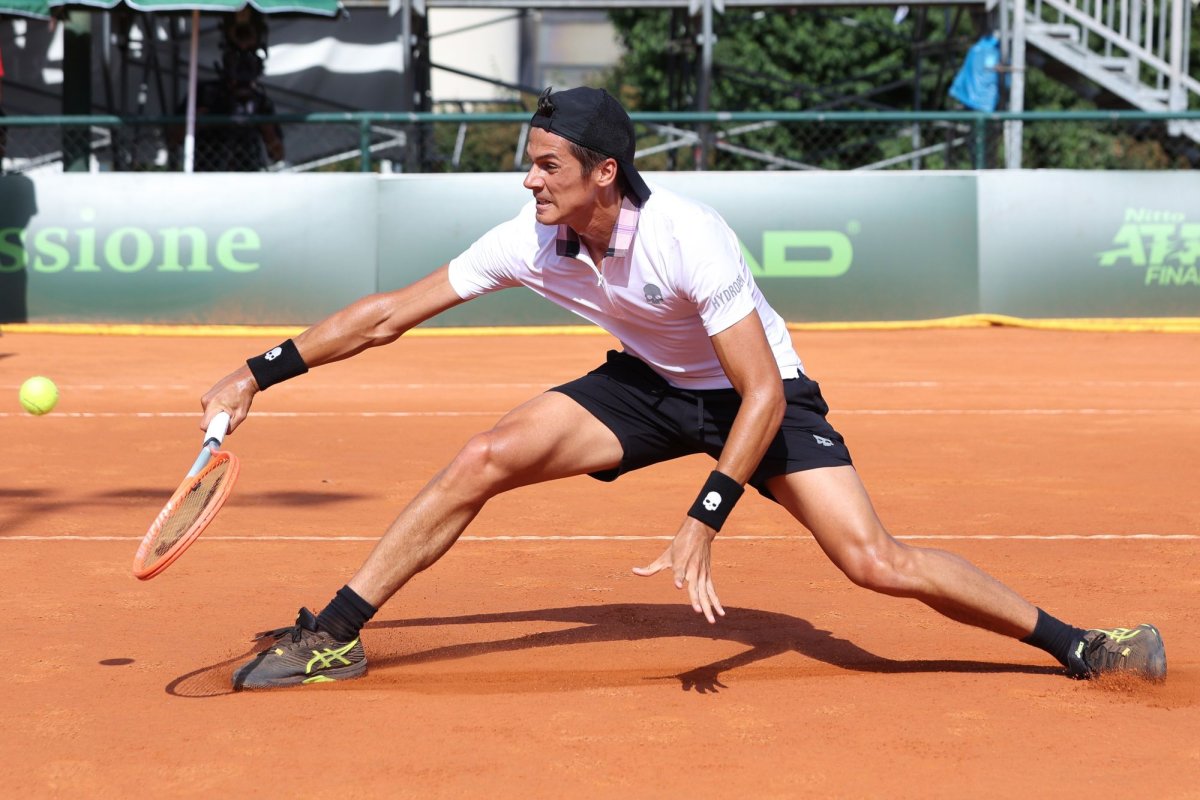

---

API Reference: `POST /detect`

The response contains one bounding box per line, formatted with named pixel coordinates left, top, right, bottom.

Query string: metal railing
left=1026, top=0, right=1197, bottom=105
left=2, top=109, right=1199, bottom=174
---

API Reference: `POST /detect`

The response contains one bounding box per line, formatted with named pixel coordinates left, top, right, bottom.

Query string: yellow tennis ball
left=19, top=376, right=59, bottom=416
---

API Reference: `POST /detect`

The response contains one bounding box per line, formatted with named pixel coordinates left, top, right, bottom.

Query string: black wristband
left=687, top=470, right=745, bottom=532
left=246, top=339, right=309, bottom=391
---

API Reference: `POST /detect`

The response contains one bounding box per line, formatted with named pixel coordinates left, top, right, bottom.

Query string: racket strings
left=149, top=460, right=232, bottom=562
left=133, top=447, right=240, bottom=581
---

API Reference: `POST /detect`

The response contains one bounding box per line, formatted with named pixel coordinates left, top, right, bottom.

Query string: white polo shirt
left=447, top=183, right=803, bottom=390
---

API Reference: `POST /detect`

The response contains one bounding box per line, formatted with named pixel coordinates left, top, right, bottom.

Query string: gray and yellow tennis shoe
left=1065, top=623, right=1166, bottom=682
left=232, top=607, right=367, bottom=690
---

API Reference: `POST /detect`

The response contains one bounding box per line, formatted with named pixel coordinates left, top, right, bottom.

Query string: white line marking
left=6, top=380, right=1198, bottom=391
left=834, top=409, right=1198, bottom=416
left=0, top=411, right=505, bottom=419
left=842, top=380, right=1200, bottom=388
left=1, top=409, right=1196, bottom=419
left=3, top=534, right=1196, bottom=542
left=0, top=383, right=554, bottom=391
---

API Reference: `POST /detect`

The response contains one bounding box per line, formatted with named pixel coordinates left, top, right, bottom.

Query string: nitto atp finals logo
left=1097, top=208, right=1200, bottom=287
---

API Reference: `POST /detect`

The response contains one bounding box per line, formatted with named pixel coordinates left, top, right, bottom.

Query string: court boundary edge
left=1, top=314, right=1198, bottom=337
left=3, top=533, right=1197, bottom=542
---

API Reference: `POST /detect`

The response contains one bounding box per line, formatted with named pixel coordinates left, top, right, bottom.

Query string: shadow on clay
left=166, top=602, right=1057, bottom=698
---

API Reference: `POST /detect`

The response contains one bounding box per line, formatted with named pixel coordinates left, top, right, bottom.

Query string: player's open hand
left=633, top=518, right=725, bottom=623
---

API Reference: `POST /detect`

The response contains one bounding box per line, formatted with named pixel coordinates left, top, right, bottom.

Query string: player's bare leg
left=764, top=465, right=1166, bottom=680
left=232, top=391, right=623, bottom=689
left=765, top=465, right=1037, bottom=638
left=347, top=390, right=624, bottom=608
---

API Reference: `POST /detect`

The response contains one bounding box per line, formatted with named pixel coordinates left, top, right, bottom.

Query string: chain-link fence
left=2, top=110, right=1198, bottom=174
left=0, top=115, right=402, bottom=174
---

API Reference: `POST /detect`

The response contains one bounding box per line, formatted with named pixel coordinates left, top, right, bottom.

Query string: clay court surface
left=1, top=326, right=1197, bottom=798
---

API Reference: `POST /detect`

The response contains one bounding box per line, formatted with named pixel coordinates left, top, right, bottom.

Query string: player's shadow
left=0, top=487, right=368, bottom=537
left=233, top=490, right=371, bottom=508
left=368, top=604, right=1056, bottom=691
left=0, top=488, right=54, bottom=536
left=94, top=488, right=369, bottom=507
left=166, top=602, right=1057, bottom=698
left=0, top=488, right=51, bottom=498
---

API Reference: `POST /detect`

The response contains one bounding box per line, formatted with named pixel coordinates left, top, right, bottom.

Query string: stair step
left=1166, top=120, right=1200, bottom=144
left=1024, top=11, right=1198, bottom=130
left=1028, top=22, right=1081, bottom=43
left=1094, top=55, right=1134, bottom=72
left=1131, top=87, right=1172, bottom=103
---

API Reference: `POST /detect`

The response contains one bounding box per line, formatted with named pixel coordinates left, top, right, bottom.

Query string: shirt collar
left=555, top=194, right=643, bottom=261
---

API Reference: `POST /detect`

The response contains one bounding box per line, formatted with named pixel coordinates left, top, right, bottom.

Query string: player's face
left=522, top=128, right=599, bottom=227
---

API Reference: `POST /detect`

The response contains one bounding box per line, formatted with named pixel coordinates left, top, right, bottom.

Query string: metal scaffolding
left=388, top=0, right=989, bottom=169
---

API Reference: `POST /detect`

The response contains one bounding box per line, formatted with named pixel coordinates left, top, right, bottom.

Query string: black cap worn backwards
left=530, top=86, right=652, bottom=205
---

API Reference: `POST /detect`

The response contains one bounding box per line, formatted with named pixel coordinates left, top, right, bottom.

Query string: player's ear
left=593, top=157, right=619, bottom=189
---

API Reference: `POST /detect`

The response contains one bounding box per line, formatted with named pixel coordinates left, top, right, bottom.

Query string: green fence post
left=973, top=114, right=987, bottom=169
left=360, top=116, right=372, bottom=173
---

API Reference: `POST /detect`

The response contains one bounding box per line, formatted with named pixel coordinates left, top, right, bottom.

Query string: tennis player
left=201, top=87, right=1166, bottom=689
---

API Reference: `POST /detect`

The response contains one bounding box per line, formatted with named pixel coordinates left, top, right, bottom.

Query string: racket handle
left=187, top=411, right=230, bottom=477
left=204, top=411, right=231, bottom=448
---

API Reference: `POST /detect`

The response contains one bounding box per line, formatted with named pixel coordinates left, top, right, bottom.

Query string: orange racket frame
left=133, top=412, right=240, bottom=580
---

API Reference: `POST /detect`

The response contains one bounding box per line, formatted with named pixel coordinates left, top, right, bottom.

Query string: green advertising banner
left=978, top=171, right=1200, bottom=317
left=378, top=171, right=980, bottom=326
left=3, top=170, right=1196, bottom=327
left=0, top=173, right=378, bottom=324
left=654, top=172, right=979, bottom=322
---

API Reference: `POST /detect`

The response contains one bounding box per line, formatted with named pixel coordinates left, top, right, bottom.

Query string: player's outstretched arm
left=200, top=265, right=466, bottom=433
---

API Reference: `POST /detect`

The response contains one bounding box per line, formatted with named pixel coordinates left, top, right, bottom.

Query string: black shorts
left=550, top=350, right=853, bottom=501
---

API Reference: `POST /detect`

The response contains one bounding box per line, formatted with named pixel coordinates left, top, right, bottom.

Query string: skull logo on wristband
left=688, top=471, right=744, bottom=531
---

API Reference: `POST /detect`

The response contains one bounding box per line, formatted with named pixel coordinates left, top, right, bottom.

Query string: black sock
left=315, top=585, right=377, bottom=642
left=1021, top=608, right=1087, bottom=667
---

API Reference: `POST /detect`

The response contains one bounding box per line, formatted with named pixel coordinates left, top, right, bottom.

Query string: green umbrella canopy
left=45, top=0, right=340, bottom=14
left=0, top=0, right=51, bottom=19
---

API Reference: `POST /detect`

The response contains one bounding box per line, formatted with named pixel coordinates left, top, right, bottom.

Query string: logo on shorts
left=643, top=283, right=665, bottom=305
left=264, top=346, right=282, bottom=361
left=813, top=435, right=834, bottom=447
left=702, top=491, right=722, bottom=511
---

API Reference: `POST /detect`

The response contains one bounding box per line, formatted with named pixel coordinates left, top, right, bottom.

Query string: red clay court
left=2, top=325, right=1197, bottom=797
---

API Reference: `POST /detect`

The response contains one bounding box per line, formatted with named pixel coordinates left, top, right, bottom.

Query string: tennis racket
left=132, top=411, right=240, bottom=580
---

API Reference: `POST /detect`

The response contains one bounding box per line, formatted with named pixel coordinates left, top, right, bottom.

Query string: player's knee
left=445, top=430, right=519, bottom=498
left=838, top=541, right=913, bottom=595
